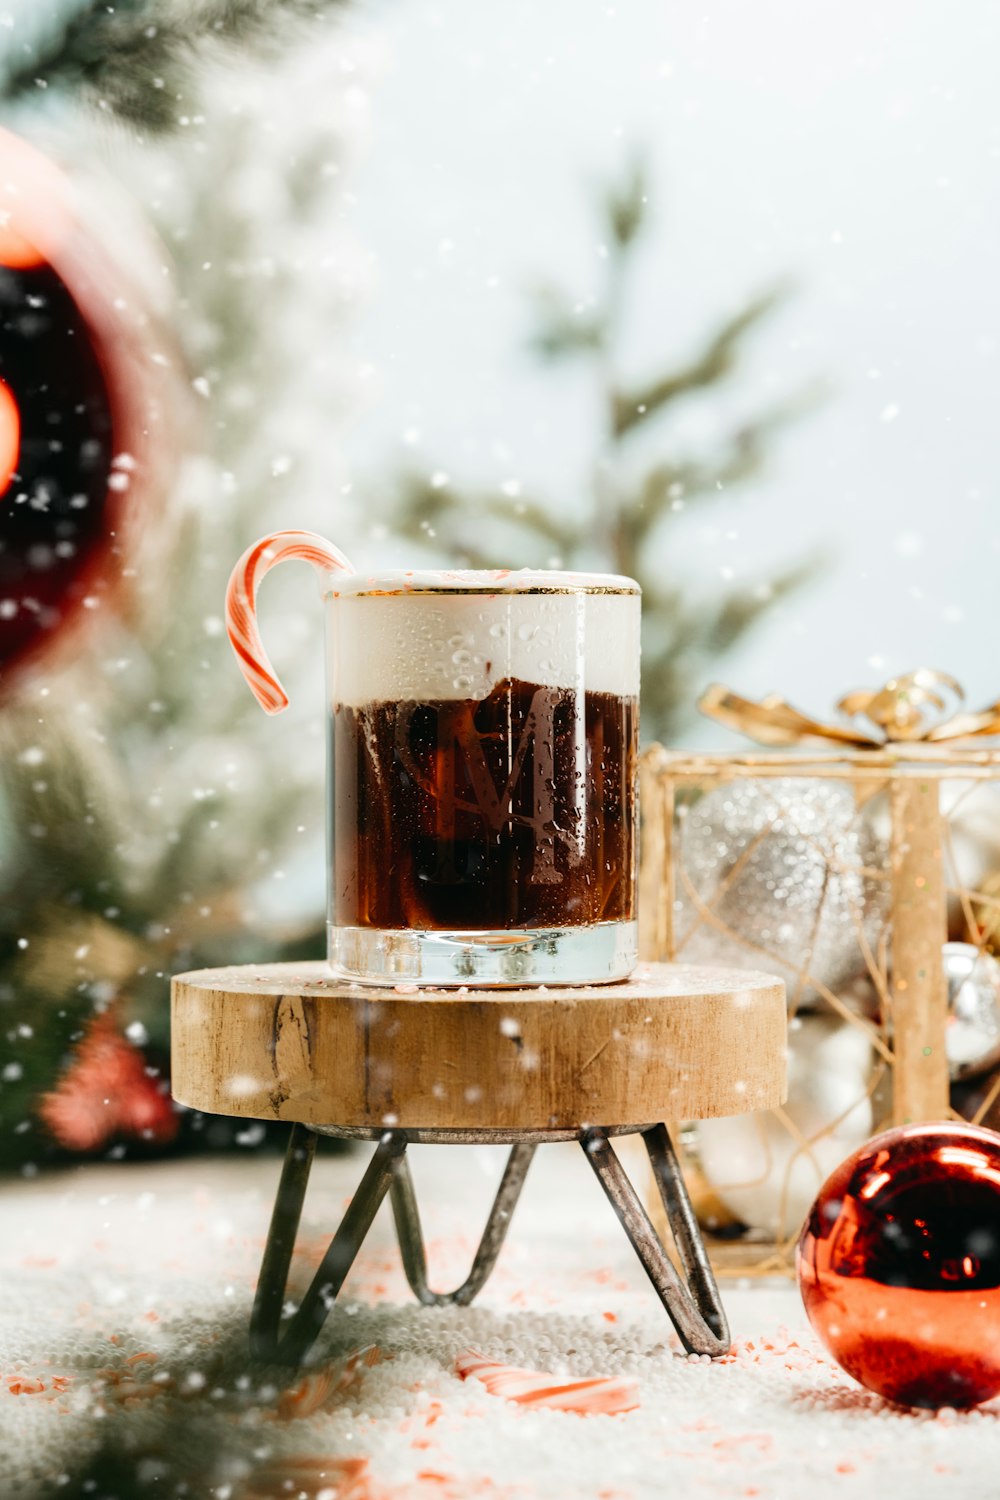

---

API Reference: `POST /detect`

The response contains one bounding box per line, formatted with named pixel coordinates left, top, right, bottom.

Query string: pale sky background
left=342, top=0, right=1000, bottom=740
left=9, top=0, right=996, bottom=740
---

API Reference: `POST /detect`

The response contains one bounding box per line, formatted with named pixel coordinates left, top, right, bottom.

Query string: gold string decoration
left=699, top=669, right=1000, bottom=748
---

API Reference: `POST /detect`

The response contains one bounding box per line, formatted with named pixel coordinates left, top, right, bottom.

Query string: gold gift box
left=639, top=672, right=1000, bottom=1274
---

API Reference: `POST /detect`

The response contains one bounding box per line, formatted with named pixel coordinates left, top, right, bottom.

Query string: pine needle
left=0, top=0, right=347, bottom=133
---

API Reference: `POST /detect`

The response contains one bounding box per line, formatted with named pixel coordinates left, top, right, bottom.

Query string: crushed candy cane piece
left=237, top=1454, right=372, bottom=1500
left=277, top=1345, right=383, bottom=1420
left=454, top=1351, right=639, bottom=1414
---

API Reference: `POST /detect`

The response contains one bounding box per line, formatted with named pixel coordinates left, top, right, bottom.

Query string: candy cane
left=225, top=530, right=354, bottom=714
left=455, top=1351, right=640, bottom=1414
left=275, top=1345, right=383, bottom=1420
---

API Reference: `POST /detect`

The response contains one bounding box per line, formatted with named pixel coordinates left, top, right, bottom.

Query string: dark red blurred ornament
left=797, top=1121, right=1000, bottom=1409
left=0, top=128, right=171, bottom=689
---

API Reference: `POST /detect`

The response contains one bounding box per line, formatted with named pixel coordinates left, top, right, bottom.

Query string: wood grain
left=638, top=746, right=676, bottom=962
left=171, top=961, right=786, bottom=1132
left=890, top=775, right=950, bottom=1123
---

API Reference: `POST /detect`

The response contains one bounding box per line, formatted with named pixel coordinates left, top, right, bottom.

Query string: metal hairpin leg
left=582, top=1123, right=730, bottom=1356
left=250, top=1126, right=534, bottom=1365
left=251, top=1121, right=729, bottom=1367
left=390, top=1144, right=535, bottom=1306
left=250, top=1124, right=406, bottom=1365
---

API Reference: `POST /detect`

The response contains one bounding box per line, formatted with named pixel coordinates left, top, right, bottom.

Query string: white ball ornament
left=943, top=941, right=1000, bottom=1081
left=695, top=1014, right=874, bottom=1241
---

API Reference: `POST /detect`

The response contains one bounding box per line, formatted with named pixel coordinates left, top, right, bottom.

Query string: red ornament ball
left=0, top=128, right=173, bottom=689
left=797, top=1121, right=1000, bottom=1409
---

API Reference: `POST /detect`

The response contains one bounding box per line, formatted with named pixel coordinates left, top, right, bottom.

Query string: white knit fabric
left=2, top=1142, right=998, bottom=1497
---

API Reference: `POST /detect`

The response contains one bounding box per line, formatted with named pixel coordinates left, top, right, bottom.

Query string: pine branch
left=527, top=284, right=607, bottom=361
left=605, top=151, right=648, bottom=249
left=392, top=477, right=582, bottom=561
left=0, top=703, right=130, bottom=916
left=626, top=382, right=827, bottom=548
left=704, top=556, right=822, bottom=654
left=610, top=284, right=792, bottom=439
left=0, top=0, right=346, bottom=133
left=0, top=23, right=365, bottom=1167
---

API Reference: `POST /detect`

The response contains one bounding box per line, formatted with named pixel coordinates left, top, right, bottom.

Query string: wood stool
left=171, top=962, right=785, bottom=1366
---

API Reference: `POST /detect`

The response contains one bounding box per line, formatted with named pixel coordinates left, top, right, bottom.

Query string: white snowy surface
left=1, top=1140, right=998, bottom=1498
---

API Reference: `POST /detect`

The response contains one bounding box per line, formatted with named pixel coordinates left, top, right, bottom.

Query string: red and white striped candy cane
left=455, top=1351, right=640, bottom=1414
left=225, top=530, right=354, bottom=714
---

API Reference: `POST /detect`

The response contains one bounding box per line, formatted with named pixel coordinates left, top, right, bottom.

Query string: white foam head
left=327, top=568, right=641, bottom=706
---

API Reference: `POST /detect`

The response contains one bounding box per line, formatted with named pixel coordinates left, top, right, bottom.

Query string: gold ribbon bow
left=698, top=669, right=1000, bottom=748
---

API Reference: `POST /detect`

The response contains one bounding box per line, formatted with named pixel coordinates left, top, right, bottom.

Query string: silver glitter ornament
left=676, top=777, right=887, bottom=1008
left=944, top=941, right=1000, bottom=1081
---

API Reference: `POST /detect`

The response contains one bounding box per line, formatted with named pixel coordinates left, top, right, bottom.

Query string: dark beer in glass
left=328, top=571, right=640, bottom=984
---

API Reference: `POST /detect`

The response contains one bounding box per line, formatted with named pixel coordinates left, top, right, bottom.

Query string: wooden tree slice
left=171, top=962, right=786, bottom=1134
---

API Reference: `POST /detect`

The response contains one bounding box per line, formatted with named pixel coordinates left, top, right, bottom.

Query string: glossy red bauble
left=797, top=1121, right=1000, bottom=1409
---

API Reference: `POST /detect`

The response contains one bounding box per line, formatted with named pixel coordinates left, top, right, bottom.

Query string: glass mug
left=226, top=531, right=640, bottom=985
